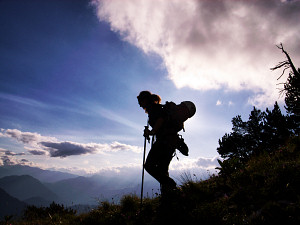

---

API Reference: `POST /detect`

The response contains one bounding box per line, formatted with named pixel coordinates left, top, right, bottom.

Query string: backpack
left=163, top=101, right=196, bottom=132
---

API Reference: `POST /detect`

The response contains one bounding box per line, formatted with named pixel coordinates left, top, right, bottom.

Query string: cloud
left=93, top=0, right=300, bottom=107
left=40, top=141, right=98, bottom=157
left=26, top=148, right=48, bottom=156
left=216, top=100, right=234, bottom=106
left=2, top=129, right=57, bottom=146
left=2, top=149, right=25, bottom=156
left=195, top=156, right=221, bottom=169
left=0, top=155, right=13, bottom=166
left=170, top=155, right=221, bottom=171
left=39, top=141, right=142, bottom=157
left=0, top=148, right=30, bottom=166
left=20, top=159, right=29, bottom=163
left=110, top=141, right=141, bottom=153
left=0, top=128, right=142, bottom=158
left=0, top=93, right=47, bottom=108
left=43, top=141, right=142, bottom=157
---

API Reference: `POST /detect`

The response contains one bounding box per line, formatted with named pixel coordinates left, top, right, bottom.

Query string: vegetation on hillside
left=1, top=44, right=299, bottom=225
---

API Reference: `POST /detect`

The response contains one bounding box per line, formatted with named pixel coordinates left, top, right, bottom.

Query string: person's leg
left=158, top=144, right=177, bottom=195
left=144, top=138, right=176, bottom=194
left=144, top=141, right=162, bottom=182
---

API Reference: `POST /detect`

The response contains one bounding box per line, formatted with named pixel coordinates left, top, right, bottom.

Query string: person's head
left=137, top=91, right=161, bottom=111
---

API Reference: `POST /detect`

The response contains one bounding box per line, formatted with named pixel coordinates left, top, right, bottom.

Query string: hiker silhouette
left=137, top=91, right=178, bottom=196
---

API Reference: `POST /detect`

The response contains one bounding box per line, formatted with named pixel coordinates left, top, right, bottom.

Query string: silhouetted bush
left=19, top=202, right=77, bottom=224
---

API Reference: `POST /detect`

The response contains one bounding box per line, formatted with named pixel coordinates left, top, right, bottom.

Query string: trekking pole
left=140, top=123, right=150, bottom=207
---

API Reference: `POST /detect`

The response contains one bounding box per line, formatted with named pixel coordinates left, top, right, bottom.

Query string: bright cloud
left=0, top=129, right=142, bottom=158
left=93, top=0, right=300, bottom=107
left=4, top=129, right=57, bottom=145
left=170, top=155, right=221, bottom=171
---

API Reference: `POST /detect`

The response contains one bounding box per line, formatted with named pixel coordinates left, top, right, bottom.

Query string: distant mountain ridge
left=45, top=175, right=158, bottom=205
left=0, top=165, right=159, bottom=219
left=0, top=165, right=159, bottom=206
left=45, top=176, right=101, bottom=205
left=0, top=165, right=78, bottom=182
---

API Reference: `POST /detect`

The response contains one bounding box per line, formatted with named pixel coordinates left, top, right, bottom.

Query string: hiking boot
left=176, top=135, right=189, bottom=156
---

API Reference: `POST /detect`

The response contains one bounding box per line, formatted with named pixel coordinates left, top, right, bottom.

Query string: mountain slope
left=45, top=175, right=159, bottom=205
left=0, top=175, right=61, bottom=202
left=46, top=176, right=103, bottom=205
left=0, top=187, right=27, bottom=219
left=23, top=196, right=53, bottom=207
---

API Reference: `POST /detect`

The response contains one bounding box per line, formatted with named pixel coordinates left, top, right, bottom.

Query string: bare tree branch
left=274, top=43, right=300, bottom=78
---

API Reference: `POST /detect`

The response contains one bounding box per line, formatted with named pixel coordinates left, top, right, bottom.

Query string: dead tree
left=271, top=43, right=300, bottom=132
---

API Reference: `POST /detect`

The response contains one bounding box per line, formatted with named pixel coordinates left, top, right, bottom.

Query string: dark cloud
left=20, top=159, right=29, bottom=162
left=4, top=150, right=25, bottom=156
left=40, top=141, right=96, bottom=158
left=1, top=155, right=15, bottom=166
left=19, top=159, right=30, bottom=165
left=28, top=149, right=47, bottom=156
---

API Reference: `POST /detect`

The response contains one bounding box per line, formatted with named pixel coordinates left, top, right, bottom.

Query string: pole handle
left=144, top=126, right=150, bottom=142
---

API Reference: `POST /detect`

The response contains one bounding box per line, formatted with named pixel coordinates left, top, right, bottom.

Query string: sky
left=0, top=0, right=300, bottom=180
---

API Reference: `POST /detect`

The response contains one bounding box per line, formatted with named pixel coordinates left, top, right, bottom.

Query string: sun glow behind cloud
left=93, top=0, right=300, bottom=107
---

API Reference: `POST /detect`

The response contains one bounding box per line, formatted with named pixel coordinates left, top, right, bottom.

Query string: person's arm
left=144, top=117, right=164, bottom=136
